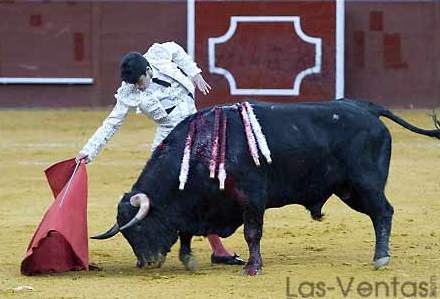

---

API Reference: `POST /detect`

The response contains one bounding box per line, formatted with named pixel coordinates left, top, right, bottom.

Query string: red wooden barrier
left=191, top=0, right=344, bottom=108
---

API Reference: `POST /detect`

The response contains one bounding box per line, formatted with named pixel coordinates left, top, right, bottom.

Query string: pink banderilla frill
left=179, top=120, right=196, bottom=190
left=218, top=115, right=228, bottom=190
left=240, top=103, right=260, bottom=166
left=209, top=107, right=221, bottom=178
left=179, top=103, right=271, bottom=191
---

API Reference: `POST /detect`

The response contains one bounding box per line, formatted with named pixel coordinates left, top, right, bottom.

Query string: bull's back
left=226, top=101, right=390, bottom=207
left=253, top=100, right=388, bottom=155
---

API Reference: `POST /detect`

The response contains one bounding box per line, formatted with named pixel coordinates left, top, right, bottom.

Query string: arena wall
left=345, top=1, right=440, bottom=108
left=0, top=1, right=438, bottom=108
left=0, top=1, right=187, bottom=107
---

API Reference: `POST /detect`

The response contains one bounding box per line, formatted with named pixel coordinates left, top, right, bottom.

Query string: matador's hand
left=75, top=153, right=89, bottom=164
left=191, top=73, right=212, bottom=95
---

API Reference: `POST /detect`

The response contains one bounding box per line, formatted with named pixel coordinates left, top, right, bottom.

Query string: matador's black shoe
left=211, top=253, right=246, bottom=265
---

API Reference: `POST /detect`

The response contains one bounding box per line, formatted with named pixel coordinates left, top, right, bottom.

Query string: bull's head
left=91, top=192, right=178, bottom=268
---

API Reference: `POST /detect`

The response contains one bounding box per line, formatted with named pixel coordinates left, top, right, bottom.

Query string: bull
left=92, top=99, right=440, bottom=275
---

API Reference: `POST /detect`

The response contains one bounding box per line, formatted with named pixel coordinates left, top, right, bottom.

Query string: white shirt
left=79, top=41, right=201, bottom=162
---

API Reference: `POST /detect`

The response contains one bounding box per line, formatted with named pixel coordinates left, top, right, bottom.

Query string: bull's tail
left=345, top=99, right=440, bottom=139
left=379, top=109, right=440, bottom=139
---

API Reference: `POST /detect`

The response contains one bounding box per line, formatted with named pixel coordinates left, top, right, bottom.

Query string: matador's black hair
left=120, top=51, right=150, bottom=84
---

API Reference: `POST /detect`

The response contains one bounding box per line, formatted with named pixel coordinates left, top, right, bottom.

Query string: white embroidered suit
left=79, top=41, right=201, bottom=162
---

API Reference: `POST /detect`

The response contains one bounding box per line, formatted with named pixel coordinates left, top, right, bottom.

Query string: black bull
left=92, top=99, right=440, bottom=275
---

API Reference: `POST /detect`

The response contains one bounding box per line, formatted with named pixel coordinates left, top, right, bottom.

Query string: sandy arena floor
left=0, top=108, right=439, bottom=298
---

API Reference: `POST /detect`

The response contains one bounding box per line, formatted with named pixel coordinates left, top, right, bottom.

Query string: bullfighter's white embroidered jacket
left=79, top=41, right=201, bottom=162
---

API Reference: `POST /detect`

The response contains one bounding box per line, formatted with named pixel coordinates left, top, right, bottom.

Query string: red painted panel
left=29, top=14, right=42, bottom=27
left=383, top=33, right=407, bottom=69
left=369, top=11, right=383, bottom=31
left=215, top=22, right=315, bottom=89
left=74, top=32, right=85, bottom=62
left=194, top=1, right=337, bottom=107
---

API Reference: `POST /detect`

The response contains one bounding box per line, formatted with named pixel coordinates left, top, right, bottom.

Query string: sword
left=59, top=160, right=81, bottom=207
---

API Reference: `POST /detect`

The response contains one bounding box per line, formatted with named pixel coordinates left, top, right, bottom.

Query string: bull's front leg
left=242, top=209, right=264, bottom=276
left=179, top=233, right=197, bottom=271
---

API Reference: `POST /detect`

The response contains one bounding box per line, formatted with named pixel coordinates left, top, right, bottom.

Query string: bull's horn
left=120, top=193, right=150, bottom=231
left=91, top=223, right=120, bottom=240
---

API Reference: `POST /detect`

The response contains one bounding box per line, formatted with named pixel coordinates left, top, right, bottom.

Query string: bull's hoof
left=241, top=266, right=262, bottom=276
left=373, top=256, right=390, bottom=270
left=156, top=254, right=166, bottom=268
left=180, top=254, right=198, bottom=271
left=136, top=259, right=145, bottom=268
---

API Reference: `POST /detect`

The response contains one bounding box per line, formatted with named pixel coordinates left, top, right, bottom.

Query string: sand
left=0, top=108, right=439, bottom=298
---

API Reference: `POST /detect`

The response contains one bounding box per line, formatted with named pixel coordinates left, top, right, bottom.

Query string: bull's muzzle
left=136, top=253, right=166, bottom=269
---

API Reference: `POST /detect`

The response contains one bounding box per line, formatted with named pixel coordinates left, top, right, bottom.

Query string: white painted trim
left=187, top=0, right=195, bottom=59
left=0, top=77, right=94, bottom=84
left=208, top=16, right=322, bottom=96
left=336, top=0, right=345, bottom=99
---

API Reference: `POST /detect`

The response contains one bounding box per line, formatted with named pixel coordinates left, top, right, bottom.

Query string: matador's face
left=135, top=66, right=153, bottom=91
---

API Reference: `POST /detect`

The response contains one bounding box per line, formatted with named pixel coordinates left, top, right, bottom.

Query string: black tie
left=152, top=77, right=171, bottom=87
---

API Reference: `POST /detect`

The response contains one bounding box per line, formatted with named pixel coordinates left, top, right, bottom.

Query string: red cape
left=21, top=158, right=89, bottom=275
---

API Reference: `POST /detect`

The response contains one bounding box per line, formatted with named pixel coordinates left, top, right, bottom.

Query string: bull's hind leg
left=178, top=233, right=197, bottom=271
left=242, top=208, right=264, bottom=276
left=337, top=190, right=394, bottom=269
left=369, top=193, right=394, bottom=269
